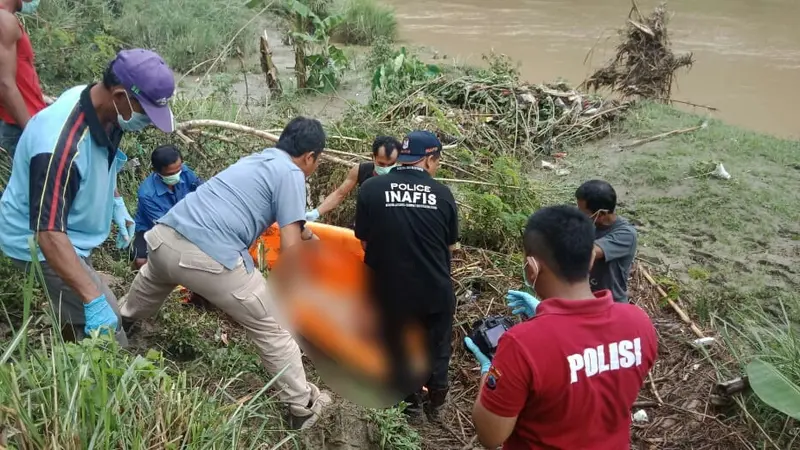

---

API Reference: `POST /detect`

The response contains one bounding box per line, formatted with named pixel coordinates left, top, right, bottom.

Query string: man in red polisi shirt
left=465, top=205, right=657, bottom=449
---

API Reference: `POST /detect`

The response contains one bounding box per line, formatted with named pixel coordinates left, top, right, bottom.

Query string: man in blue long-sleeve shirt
left=132, top=144, right=202, bottom=269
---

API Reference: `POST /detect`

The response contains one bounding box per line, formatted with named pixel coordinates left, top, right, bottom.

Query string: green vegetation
left=5, top=0, right=800, bottom=446
left=0, top=262, right=283, bottom=448
left=552, top=101, right=800, bottom=445
left=333, top=0, right=397, bottom=45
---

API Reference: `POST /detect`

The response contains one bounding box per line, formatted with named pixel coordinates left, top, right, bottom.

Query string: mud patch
left=300, top=400, right=379, bottom=450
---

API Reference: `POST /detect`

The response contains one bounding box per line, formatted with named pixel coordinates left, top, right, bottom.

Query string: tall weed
left=334, top=0, right=396, bottom=45
left=111, top=0, right=259, bottom=73
left=24, top=0, right=120, bottom=93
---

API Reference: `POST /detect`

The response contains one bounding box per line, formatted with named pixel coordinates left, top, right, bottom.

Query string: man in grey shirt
left=576, top=180, right=637, bottom=303
left=119, top=117, right=331, bottom=430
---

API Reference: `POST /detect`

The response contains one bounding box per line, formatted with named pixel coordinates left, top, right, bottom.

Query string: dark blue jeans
left=0, top=120, right=22, bottom=158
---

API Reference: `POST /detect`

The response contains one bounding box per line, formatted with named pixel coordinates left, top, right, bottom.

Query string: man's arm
left=29, top=149, right=99, bottom=303
left=137, top=195, right=170, bottom=231
left=446, top=191, right=459, bottom=253
left=275, top=169, right=310, bottom=250
left=472, top=335, right=532, bottom=448
left=590, top=225, right=636, bottom=269
left=354, top=184, right=370, bottom=250
left=0, top=12, right=29, bottom=128
left=315, top=164, right=359, bottom=216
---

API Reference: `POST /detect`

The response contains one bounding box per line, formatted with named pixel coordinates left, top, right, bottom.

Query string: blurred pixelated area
left=262, top=225, right=431, bottom=408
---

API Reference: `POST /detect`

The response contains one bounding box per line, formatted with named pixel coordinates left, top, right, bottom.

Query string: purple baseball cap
left=111, top=49, right=176, bottom=133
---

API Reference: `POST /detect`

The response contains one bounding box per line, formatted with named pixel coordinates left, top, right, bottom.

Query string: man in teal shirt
left=0, top=49, right=176, bottom=344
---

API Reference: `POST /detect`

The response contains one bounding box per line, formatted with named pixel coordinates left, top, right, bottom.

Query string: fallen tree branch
left=640, top=266, right=705, bottom=339
left=621, top=121, right=708, bottom=150
left=176, top=119, right=357, bottom=166
left=657, top=98, right=718, bottom=111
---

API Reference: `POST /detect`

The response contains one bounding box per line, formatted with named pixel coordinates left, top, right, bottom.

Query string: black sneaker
left=120, top=317, right=139, bottom=336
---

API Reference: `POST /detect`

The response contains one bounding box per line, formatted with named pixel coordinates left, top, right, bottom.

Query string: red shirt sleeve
left=479, top=334, right=534, bottom=418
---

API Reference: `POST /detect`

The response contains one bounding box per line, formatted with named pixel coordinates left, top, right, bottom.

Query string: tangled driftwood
left=583, top=1, right=694, bottom=101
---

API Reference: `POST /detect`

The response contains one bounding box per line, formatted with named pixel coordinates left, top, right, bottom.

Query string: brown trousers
left=119, top=224, right=312, bottom=413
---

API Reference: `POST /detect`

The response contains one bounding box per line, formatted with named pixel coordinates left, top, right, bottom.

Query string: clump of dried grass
left=583, top=1, right=694, bottom=101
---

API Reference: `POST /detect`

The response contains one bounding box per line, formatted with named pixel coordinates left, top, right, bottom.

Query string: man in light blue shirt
left=0, top=49, right=176, bottom=344
left=120, top=116, right=332, bottom=431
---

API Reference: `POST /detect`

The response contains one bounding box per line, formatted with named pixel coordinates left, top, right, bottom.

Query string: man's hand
left=113, top=197, right=135, bottom=249
left=464, top=337, right=492, bottom=374
left=305, top=209, right=320, bottom=222
left=506, top=290, right=539, bottom=319
left=83, top=294, right=119, bottom=336
left=43, top=94, right=55, bottom=105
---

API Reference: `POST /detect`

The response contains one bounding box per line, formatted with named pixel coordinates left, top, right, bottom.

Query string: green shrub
left=112, top=0, right=259, bottom=74
left=0, top=336, right=280, bottom=448
left=333, top=0, right=396, bottom=45
left=24, top=0, right=121, bottom=94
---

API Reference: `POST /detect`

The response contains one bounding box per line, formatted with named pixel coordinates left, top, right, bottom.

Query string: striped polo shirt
left=0, top=84, right=128, bottom=261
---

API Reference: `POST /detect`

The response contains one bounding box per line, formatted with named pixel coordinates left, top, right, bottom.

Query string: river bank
left=1, top=0, right=798, bottom=448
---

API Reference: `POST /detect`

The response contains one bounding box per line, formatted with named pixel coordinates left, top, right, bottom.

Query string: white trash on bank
left=632, top=409, right=649, bottom=423
left=712, top=163, right=731, bottom=180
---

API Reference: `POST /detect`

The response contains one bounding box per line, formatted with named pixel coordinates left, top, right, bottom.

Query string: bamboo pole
left=639, top=266, right=705, bottom=339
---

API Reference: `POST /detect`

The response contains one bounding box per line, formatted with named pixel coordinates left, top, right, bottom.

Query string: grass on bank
left=0, top=261, right=287, bottom=449
left=333, top=0, right=397, bottom=45
left=551, top=101, right=800, bottom=444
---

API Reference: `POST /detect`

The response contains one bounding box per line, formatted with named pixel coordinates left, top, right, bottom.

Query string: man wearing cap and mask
left=575, top=180, right=637, bottom=303
left=0, top=0, right=49, bottom=158
left=0, top=49, right=176, bottom=344
left=355, top=130, right=459, bottom=423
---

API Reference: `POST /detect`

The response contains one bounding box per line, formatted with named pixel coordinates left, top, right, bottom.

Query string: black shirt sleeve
left=444, top=189, right=459, bottom=246
left=354, top=185, right=370, bottom=241
left=29, top=152, right=82, bottom=233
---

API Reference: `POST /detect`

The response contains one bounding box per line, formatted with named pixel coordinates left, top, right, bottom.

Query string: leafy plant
left=283, top=0, right=348, bottom=91
left=371, top=47, right=440, bottom=100
left=747, top=358, right=800, bottom=420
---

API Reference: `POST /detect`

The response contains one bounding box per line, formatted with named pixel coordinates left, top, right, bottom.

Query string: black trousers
left=381, top=303, right=454, bottom=403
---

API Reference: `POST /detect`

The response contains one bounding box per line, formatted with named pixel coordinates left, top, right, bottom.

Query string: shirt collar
left=536, top=290, right=615, bottom=316
left=394, top=165, right=430, bottom=177
left=80, top=84, right=123, bottom=165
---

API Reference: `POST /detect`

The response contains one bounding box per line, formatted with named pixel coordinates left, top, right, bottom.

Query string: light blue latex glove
left=464, top=337, right=492, bottom=375
left=305, top=209, right=320, bottom=222
left=84, top=294, right=119, bottom=337
left=506, top=289, right=540, bottom=319
left=113, top=197, right=135, bottom=249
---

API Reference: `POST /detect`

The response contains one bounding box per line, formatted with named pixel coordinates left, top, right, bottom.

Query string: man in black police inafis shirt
left=355, top=130, right=459, bottom=423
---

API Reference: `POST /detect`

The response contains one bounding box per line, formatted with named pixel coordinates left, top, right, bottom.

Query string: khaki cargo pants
left=119, top=224, right=312, bottom=411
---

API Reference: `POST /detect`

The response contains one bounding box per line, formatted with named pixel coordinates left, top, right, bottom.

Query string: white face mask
left=374, top=165, right=395, bottom=176
left=522, top=258, right=539, bottom=295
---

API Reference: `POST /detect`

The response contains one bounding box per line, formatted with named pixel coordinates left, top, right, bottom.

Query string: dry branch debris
left=583, top=1, right=694, bottom=102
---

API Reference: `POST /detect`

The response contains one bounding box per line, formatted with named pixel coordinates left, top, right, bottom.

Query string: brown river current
left=387, top=0, right=800, bottom=138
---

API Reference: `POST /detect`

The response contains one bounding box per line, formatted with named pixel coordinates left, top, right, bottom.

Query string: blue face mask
left=20, top=0, right=39, bottom=14
left=114, top=91, right=151, bottom=133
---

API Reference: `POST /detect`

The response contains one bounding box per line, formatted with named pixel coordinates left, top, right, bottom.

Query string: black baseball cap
left=397, top=130, right=442, bottom=164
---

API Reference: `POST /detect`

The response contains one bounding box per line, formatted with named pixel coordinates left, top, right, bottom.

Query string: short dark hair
left=151, top=144, right=182, bottom=172
left=102, top=60, right=121, bottom=89
left=372, top=136, right=401, bottom=157
left=575, top=180, right=617, bottom=213
left=523, top=205, right=595, bottom=283
left=276, top=116, right=326, bottom=158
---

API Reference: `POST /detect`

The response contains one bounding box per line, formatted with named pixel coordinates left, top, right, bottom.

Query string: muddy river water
left=386, top=0, right=800, bottom=138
